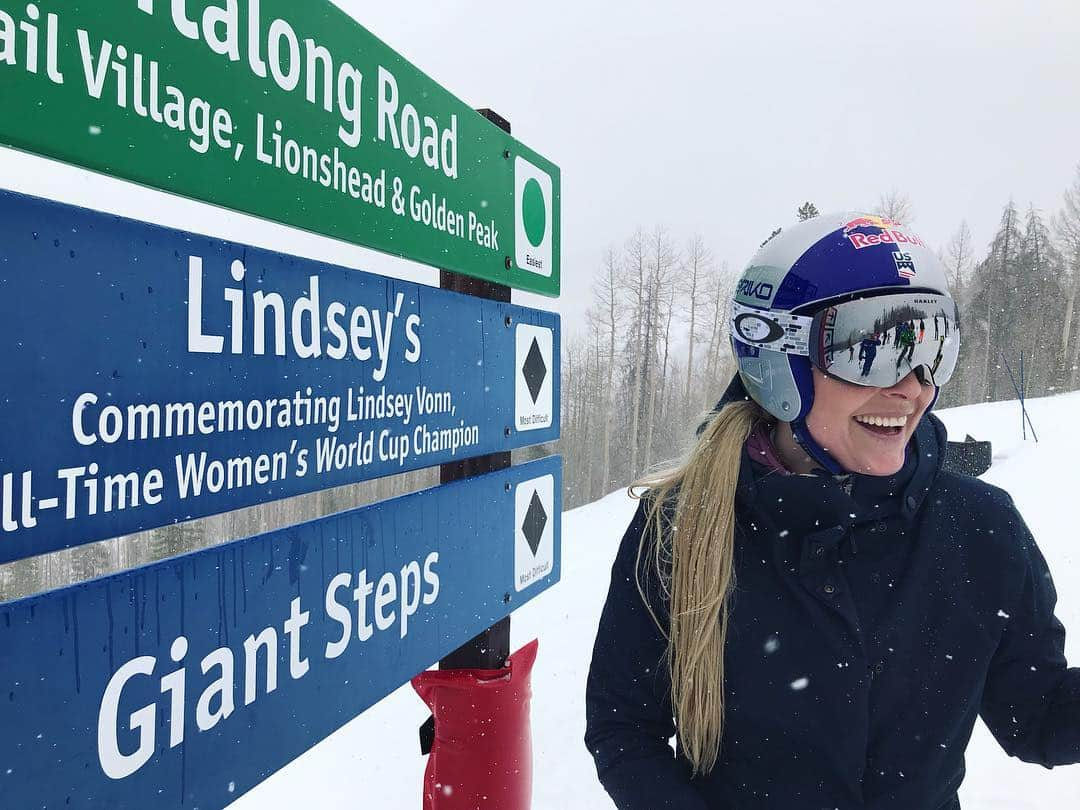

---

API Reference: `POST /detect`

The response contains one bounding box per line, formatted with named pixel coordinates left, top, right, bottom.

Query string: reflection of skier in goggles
left=896, top=322, right=917, bottom=368
left=932, top=335, right=947, bottom=375
left=858, top=333, right=880, bottom=377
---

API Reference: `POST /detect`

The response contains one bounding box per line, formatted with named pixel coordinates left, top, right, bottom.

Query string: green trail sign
left=0, top=1, right=561, bottom=295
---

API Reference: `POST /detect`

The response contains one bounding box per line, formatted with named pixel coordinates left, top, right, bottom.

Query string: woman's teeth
left=853, top=414, right=907, bottom=428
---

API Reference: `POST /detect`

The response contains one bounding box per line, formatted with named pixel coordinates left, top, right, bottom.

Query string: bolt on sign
left=0, top=0, right=561, bottom=295
left=0, top=457, right=562, bottom=810
left=0, top=190, right=561, bottom=564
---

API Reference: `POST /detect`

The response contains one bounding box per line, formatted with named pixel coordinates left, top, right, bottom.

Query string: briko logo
left=515, top=157, right=553, bottom=277
left=736, top=279, right=774, bottom=301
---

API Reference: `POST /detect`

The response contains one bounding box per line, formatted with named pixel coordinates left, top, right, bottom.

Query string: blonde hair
left=629, top=396, right=770, bottom=776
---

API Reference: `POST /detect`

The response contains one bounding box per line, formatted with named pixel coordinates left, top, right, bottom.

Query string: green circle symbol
left=522, top=178, right=547, bottom=248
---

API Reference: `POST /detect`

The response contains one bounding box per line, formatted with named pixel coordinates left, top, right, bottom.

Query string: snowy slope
left=230, top=392, right=1080, bottom=809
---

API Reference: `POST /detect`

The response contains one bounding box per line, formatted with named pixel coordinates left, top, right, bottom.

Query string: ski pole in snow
left=1000, top=351, right=1038, bottom=443
left=1020, top=351, right=1026, bottom=441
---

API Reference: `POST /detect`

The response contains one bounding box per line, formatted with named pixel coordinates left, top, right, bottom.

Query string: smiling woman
left=585, top=211, right=1080, bottom=810
left=770, top=365, right=935, bottom=476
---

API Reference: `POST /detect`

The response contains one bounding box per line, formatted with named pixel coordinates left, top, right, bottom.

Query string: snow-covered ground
left=230, top=391, right=1080, bottom=809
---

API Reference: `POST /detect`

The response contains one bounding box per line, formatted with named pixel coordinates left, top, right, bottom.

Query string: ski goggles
left=731, top=291, right=960, bottom=388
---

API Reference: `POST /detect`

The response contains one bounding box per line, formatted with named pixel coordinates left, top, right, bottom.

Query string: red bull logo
left=842, top=215, right=926, bottom=250
left=842, top=215, right=903, bottom=233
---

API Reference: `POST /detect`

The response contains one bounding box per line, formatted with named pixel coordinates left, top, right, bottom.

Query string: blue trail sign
left=0, top=455, right=561, bottom=809
left=0, top=190, right=560, bottom=564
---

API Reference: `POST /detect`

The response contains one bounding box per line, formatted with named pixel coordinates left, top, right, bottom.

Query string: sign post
left=437, top=108, right=516, bottom=677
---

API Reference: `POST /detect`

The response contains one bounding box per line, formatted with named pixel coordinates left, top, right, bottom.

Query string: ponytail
left=629, top=397, right=768, bottom=775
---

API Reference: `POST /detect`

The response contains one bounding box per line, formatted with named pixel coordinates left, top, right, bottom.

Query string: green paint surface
left=522, top=177, right=547, bottom=248
left=0, top=0, right=560, bottom=295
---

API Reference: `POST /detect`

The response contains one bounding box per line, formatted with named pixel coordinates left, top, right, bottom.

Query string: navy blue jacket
left=585, top=379, right=1080, bottom=808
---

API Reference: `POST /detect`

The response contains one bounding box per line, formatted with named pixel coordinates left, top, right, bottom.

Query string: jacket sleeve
left=979, top=498, right=1080, bottom=767
left=584, top=500, right=710, bottom=809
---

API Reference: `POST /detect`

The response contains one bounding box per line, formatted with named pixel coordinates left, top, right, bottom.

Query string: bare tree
left=681, top=235, right=711, bottom=425
left=703, top=261, right=738, bottom=396
left=702, top=264, right=728, bottom=388
left=944, top=220, right=973, bottom=298
left=560, top=332, right=587, bottom=500
left=582, top=313, right=606, bottom=500
left=933, top=221, right=977, bottom=407
left=592, top=247, right=623, bottom=494
left=653, top=279, right=678, bottom=462
left=875, top=189, right=915, bottom=223
left=622, top=228, right=648, bottom=476
left=642, top=226, right=679, bottom=470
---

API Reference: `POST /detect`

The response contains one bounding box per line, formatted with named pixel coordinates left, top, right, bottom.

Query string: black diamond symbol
left=521, top=490, right=548, bottom=556
left=522, top=337, right=548, bottom=405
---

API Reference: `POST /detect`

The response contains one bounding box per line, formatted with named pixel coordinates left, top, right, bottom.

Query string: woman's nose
left=886, top=369, right=924, bottom=398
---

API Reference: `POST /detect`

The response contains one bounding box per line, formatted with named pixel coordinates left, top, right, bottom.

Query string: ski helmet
left=729, top=212, right=959, bottom=474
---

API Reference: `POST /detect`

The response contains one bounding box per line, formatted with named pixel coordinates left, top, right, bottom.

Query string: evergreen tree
left=966, top=200, right=1024, bottom=400
left=797, top=202, right=819, bottom=221
left=1016, top=206, right=1065, bottom=394
left=1054, top=165, right=1080, bottom=388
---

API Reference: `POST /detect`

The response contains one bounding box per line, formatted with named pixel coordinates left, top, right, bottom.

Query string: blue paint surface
left=0, top=456, right=562, bottom=809
left=0, top=190, right=560, bottom=563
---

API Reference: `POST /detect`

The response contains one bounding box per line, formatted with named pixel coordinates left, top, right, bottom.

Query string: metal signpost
left=433, top=108, right=515, bottom=739
left=0, top=457, right=562, bottom=808
left=0, top=0, right=561, bottom=295
left=0, top=4, right=562, bottom=807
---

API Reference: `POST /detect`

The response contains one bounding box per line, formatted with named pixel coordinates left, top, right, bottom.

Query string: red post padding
left=412, top=638, right=539, bottom=810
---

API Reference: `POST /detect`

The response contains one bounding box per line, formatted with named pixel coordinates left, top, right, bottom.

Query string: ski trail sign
left=0, top=190, right=561, bottom=565
left=0, top=0, right=560, bottom=295
left=0, top=456, right=562, bottom=810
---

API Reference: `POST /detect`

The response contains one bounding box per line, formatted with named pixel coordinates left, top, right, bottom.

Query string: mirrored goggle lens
left=808, top=293, right=960, bottom=388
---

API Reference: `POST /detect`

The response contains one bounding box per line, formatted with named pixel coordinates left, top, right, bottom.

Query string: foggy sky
left=2, top=0, right=1078, bottom=336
